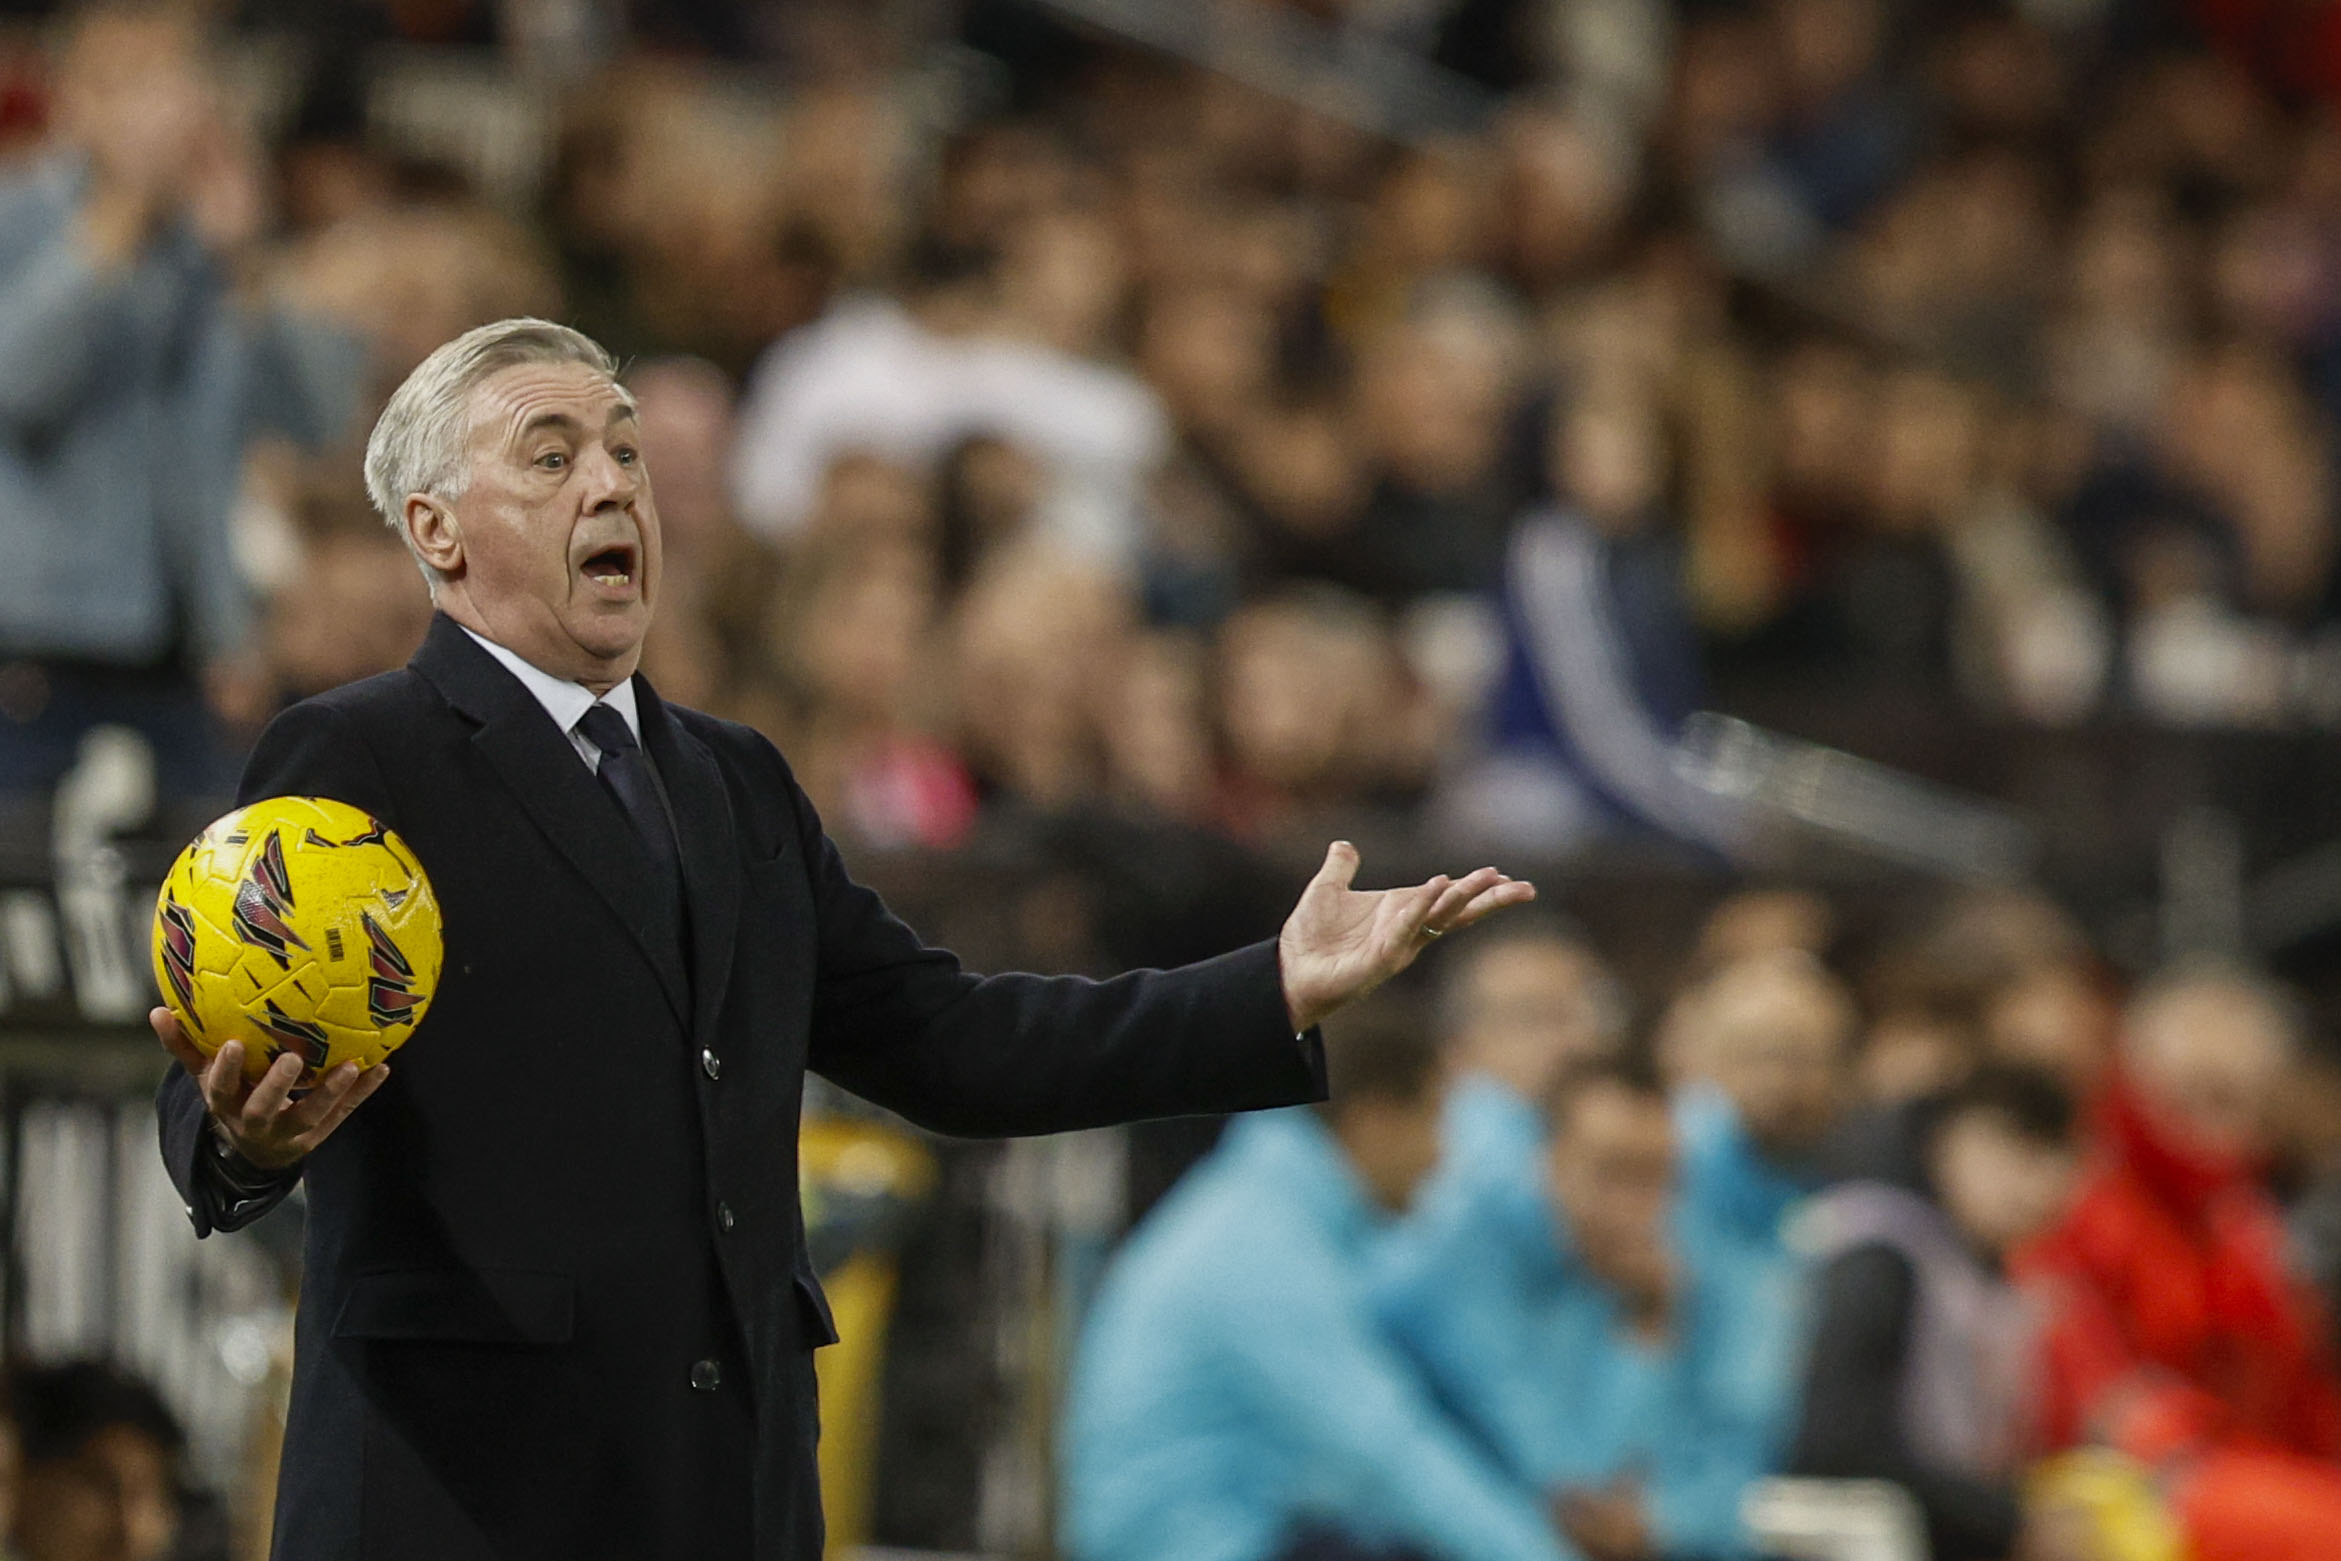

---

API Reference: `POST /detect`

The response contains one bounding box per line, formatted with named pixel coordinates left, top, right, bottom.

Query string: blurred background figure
left=0, top=1, right=358, bottom=797
left=1062, top=1005, right=1570, bottom=1561
left=1378, top=1054, right=1780, bottom=1561
left=9, top=0, right=2341, bottom=1556
left=1791, top=1065, right=2090, bottom=1561
left=8, top=1361, right=182, bottom=1561
left=2017, top=963, right=2341, bottom=1462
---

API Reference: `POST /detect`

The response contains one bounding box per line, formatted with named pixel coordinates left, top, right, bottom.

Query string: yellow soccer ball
left=152, top=796, right=443, bottom=1083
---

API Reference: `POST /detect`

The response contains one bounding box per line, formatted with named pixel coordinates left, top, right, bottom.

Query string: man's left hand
left=1278, top=841, right=1535, bottom=1033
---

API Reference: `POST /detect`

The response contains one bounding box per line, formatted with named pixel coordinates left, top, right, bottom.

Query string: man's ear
left=405, top=494, right=463, bottom=577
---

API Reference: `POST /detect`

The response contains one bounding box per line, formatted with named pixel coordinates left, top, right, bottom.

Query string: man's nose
left=577, top=443, right=640, bottom=509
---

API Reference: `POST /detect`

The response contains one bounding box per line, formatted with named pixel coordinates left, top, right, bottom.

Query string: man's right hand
left=151, top=1007, right=388, bottom=1171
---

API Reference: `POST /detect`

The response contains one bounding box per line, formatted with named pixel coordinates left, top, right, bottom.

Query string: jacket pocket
left=794, top=1268, right=840, bottom=1348
left=333, top=1267, right=576, bottom=1345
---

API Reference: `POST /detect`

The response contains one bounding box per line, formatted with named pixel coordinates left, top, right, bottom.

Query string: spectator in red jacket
left=2015, top=960, right=2341, bottom=1561
left=2020, top=960, right=2341, bottom=1459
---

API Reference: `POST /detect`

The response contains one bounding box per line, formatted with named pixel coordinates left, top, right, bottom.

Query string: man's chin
left=566, top=607, right=651, bottom=672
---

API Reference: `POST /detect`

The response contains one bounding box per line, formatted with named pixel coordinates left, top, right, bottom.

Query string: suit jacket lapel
left=408, top=615, right=691, bottom=1028
left=636, top=678, right=739, bottom=1046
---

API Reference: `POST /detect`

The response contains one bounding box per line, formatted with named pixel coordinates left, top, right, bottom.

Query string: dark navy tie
left=577, top=703, right=682, bottom=925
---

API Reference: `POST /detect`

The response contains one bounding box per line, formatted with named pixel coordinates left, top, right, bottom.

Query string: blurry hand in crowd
left=1553, top=1476, right=1658, bottom=1561
left=1278, top=842, right=1533, bottom=1033
left=149, top=1010, right=387, bottom=1172
left=52, top=6, right=252, bottom=266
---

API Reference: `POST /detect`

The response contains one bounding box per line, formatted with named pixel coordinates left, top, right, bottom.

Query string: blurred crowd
left=1064, top=887, right=2341, bottom=1561
left=10, top=0, right=2341, bottom=1558
left=13, top=0, right=2341, bottom=853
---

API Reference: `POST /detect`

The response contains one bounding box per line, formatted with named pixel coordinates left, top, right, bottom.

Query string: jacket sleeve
left=785, top=756, right=1326, bottom=1135
left=1786, top=1244, right=2022, bottom=1561
left=155, top=698, right=402, bottom=1236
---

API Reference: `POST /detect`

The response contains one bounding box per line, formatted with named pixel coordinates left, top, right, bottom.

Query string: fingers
left=1416, top=868, right=1538, bottom=936
left=150, top=1007, right=210, bottom=1075
left=1400, top=875, right=1449, bottom=936
left=1423, top=866, right=1505, bottom=929
left=1443, top=877, right=1538, bottom=933
left=299, top=1064, right=389, bottom=1150
left=276, top=1062, right=357, bottom=1135
left=1311, top=839, right=1361, bottom=893
left=237, top=1051, right=307, bottom=1140
left=199, top=1041, right=251, bottom=1122
left=278, top=1062, right=382, bottom=1148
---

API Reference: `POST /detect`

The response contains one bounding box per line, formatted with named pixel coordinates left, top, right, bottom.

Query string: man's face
left=1338, top=1075, right=1450, bottom=1215
left=1702, top=963, right=1851, bottom=1160
left=13, top=1426, right=180, bottom=1561
left=2127, top=982, right=2293, bottom=1160
left=1449, top=940, right=1619, bottom=1099
left=1932, top=1113, right=2079, bottom=1258
left=421, top=361, right=660, bottom=689
left=1547, top=1084, right=1677, bottom=1297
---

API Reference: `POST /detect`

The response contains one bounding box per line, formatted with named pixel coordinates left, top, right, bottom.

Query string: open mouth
left=579, top=542, right=638, bottom=588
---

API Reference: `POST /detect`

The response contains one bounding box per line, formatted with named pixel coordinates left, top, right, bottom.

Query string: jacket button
left=717, top=1201, right=735, bottom=1231
left=701, top=1048, right=722, bottom=1080
left=689, top=1359, right=722, bottom=1391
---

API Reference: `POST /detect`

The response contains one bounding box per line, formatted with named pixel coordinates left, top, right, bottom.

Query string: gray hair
left=363, top=318, right=619, bottom=579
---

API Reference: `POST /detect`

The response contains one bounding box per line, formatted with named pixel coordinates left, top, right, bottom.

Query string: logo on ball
left=233, top=831, right=310, bottom=969
left=362, top=911, right=422, bottom=1029
left=257, top=996, right=332, bottom=1074
left=157, top=892, right=200, bottom=1026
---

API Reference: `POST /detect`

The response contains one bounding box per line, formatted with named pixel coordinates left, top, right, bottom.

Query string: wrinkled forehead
left=464, top=360, right=637, bottom=452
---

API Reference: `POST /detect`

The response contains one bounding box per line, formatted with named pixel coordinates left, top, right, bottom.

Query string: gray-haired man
left=151, top=319, right=1535, bottom=1557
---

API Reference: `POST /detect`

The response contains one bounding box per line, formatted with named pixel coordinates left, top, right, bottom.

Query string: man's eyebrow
left=516, top=410, right=583, bottom=439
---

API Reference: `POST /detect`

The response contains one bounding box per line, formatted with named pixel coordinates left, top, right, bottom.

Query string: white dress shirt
left=458, top=625, right=640, bottom=773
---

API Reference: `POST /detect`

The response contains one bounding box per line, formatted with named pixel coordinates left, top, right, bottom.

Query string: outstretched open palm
left=1278, top=842, right=1536, bottom=1033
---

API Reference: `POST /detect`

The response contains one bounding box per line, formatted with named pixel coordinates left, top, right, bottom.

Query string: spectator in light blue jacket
left=1062, top=1004, right=1570, bottom=1561
left=1671, top=952, right=1855, bottom=1269
left=1376, top=1054, right=1783, bottom=1561
left=1666, top=952, right=1859, bottom=1479
left=0, top=6, right=361, bottom=796
left=1420, top=917, right=1628, bottom=1255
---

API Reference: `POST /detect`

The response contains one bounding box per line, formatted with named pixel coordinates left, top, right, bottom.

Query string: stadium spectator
left=0, top=2, right=359, bottom=795
left=1461, top=386, right=1744, bottom=855
left=2016, top=962, right=2341, bottom=1462
left=729, top=232, right=1167, bottom=571
left=1414, top=917, right=1627, bottom=1248
left=1672, top=953, right=1856, bottom=1257
left=8, top=1360, right=181, bottom=1561
left=1377, top=1053, right=1782, bottom=1561
left=1789, top=1065, right=2090, bottom=1561
left=1062, top=1004, right=1572, bottom=1561
left=1666, top=953, right=1855, bottom=1453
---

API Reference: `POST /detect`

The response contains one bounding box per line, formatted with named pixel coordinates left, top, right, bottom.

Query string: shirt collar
left=458, top=624, right=640, bottom=743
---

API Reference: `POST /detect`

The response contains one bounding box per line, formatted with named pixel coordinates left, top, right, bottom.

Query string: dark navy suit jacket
left=157, top=613, right=1325, bottom=1560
